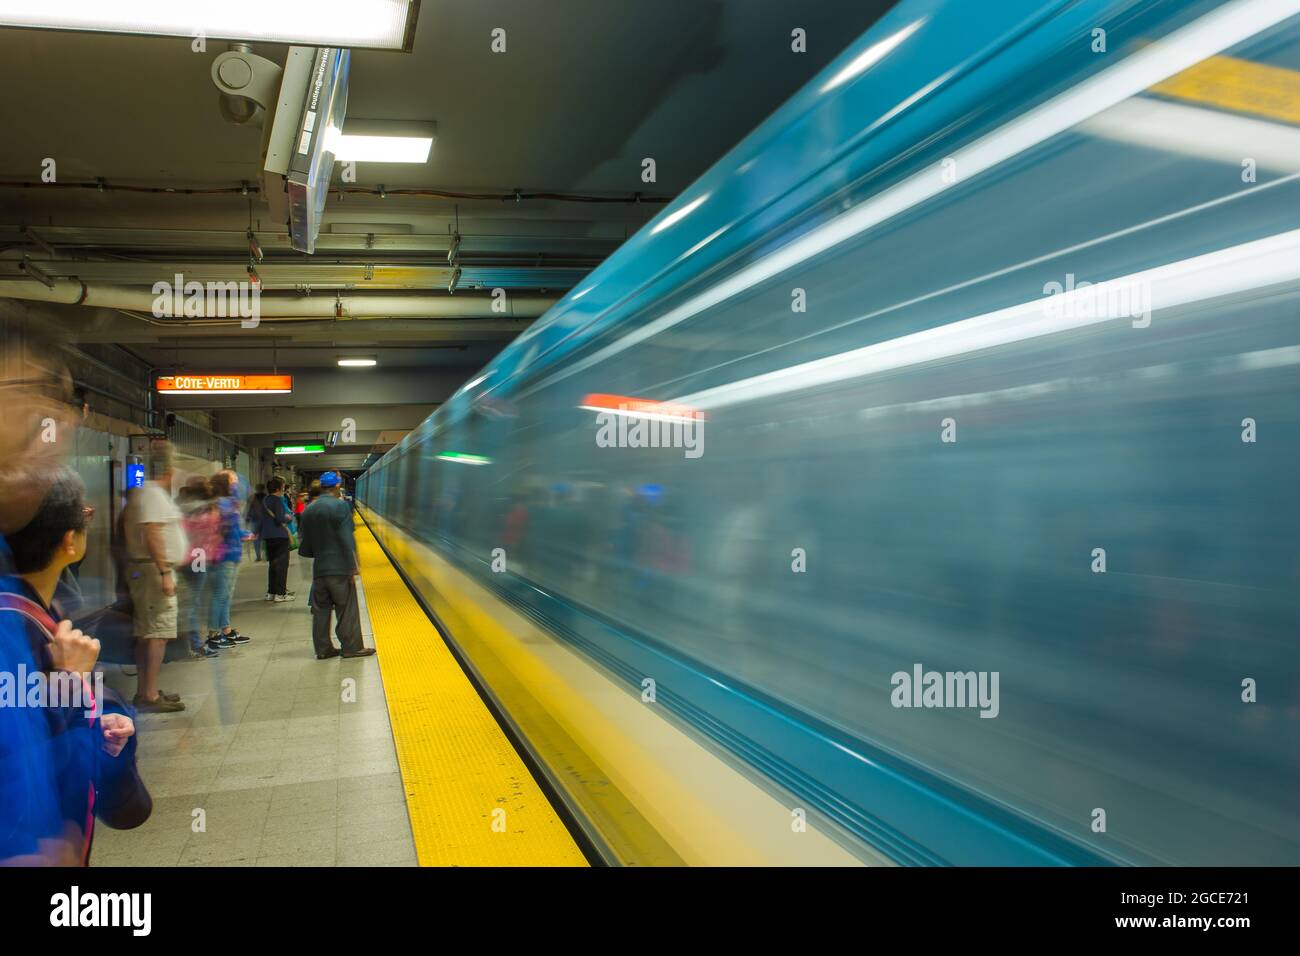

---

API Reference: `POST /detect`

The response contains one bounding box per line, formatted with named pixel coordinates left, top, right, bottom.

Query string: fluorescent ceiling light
left=523, top=0, right=1300, bottom=397
left=328, top=120, right=435, bottom=163
left=0, top=1, right=420, bottom=50
left=338, top=357, right=378, bottom=367
left=331, top=134, right=432, bottom=163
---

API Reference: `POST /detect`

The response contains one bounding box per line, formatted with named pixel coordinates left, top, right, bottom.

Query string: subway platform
left=92, top=546, right=412, bottom=867
left=90, top=519, right=584, bottom=867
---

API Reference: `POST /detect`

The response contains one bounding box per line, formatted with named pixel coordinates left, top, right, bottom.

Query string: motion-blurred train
left=359, top=0, right=1300, bottom=865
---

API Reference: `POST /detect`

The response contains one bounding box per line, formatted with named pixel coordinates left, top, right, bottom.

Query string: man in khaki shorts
left=123, top=440, right=187, bottom=712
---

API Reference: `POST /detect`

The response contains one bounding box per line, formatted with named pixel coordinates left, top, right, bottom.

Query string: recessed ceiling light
left=327, top=120, right=435, bottom=163
left=331, top=134, right=433, bottom=164
left=0, top=1, right=420, bottom=51
left=338, top=357, right=377, bottom=367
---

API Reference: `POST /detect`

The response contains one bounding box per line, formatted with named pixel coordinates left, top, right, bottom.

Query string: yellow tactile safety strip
left=1151, top=54, right=1300, bottom=126
left=354, top=519, right=588, bottom=867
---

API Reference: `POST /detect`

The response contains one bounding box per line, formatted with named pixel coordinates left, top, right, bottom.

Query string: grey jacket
left=297, top=495, right=357, bottom=577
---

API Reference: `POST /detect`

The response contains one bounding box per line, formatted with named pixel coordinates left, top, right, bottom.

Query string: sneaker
left=207, top=633, right=236, bottom=649
left=134, top=696, right=185, bottom=713
left=199, top=645, right=220, bottom=658
left=225, top=630, right=251, bottom=645
left=274, top=594, right=289, bottom=602
left=265, top=593, right=275, bottom=602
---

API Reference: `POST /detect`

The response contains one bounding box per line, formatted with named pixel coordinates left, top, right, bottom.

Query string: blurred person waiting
left=284, top=485, right=300, bottom=548
left=0, top=336, right=78, bottom=545
left=244, top=483, right=267, bottom=562
left=176, top=476, right=220, bottom=659
left=258, top=476, right=294, bottom=601
left=0, top=335, right=138, bottom=865
left=0, top=332, right=140, bottom=661
left=0, top=337, right=87, bottom=860
left=1, top=467, right=149, bottom=865
left=283, top=484, right=299, bottom=539
left=299, top=479, right=323, bottom=598
left=121, top=441, right=187, bottom=712
left=204, top=470, right=251, bottom=649
left=298, top=472, right=373, bottom=660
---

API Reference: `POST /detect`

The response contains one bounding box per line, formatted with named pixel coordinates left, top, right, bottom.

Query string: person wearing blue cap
left=297, top=472, right=374, bottom=660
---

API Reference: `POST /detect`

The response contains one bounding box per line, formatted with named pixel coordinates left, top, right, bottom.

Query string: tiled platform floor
left=92, top=551, right=416, bottom=866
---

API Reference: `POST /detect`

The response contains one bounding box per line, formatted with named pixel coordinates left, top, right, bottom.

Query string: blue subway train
left=358, top=0, right=1300, bottom=865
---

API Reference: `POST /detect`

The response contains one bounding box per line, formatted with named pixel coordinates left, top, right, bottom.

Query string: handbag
left=288, top=526, right=300, bottom=552
left=0, top=592, right=153, bottom=830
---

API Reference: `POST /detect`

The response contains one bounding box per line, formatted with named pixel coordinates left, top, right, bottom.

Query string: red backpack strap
left=0, top=591, right=98, bottom=724
left=0, top=591, right=59, bottom=638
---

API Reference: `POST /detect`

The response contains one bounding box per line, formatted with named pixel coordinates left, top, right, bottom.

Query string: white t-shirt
left=125, top=482, right=188, bottom=565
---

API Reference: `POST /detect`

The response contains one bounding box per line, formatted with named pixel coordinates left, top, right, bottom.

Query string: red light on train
left=579, top=393, right=706, bottom=422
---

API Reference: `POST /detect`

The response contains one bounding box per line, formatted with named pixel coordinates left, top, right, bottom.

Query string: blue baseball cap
left=320, top=471, right=342, bottom=488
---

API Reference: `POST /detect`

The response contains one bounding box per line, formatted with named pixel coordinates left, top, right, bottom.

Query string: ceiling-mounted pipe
left=0, top=279, right=560, bottom=318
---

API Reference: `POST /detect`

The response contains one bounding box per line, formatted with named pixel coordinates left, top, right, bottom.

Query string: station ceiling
left=0, top=0, right=891, bottom=474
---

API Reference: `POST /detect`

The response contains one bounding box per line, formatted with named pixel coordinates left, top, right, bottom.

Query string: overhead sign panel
left=285, top=47, right=350, bottom=254
left=275, top=444, right=325, bottom=455
left=156, top=374, right=293, bottom=395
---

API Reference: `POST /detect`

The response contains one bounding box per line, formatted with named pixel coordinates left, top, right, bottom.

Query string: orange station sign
left=155, top=374, right=293, bottom=395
